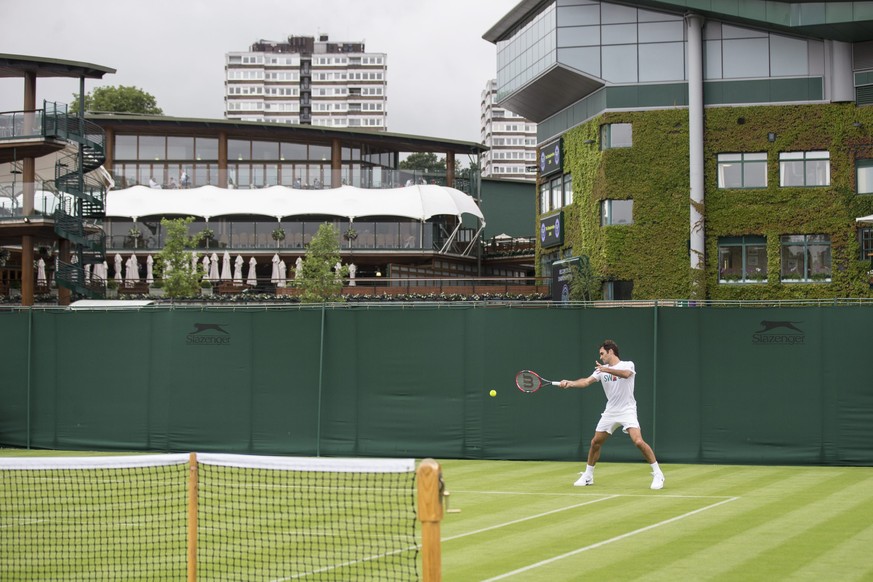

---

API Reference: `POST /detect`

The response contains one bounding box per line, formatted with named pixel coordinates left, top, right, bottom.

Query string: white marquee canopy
left=105, top=184, right=485, bottom=223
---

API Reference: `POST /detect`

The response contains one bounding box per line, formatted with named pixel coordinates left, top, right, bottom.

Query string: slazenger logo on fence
left=186, top=323, right=231, bottom=345
left=752, top=320, right=805, bottom=345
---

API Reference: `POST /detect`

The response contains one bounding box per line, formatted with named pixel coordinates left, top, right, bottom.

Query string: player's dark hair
left=601, top=339, right=620, bottom=358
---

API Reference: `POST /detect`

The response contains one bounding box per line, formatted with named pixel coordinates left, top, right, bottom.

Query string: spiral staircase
left=51, top=111, right=108, bottom=298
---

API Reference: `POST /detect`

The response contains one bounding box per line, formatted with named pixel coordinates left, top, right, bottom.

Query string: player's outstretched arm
left=560, top=376, right=596, bottom=389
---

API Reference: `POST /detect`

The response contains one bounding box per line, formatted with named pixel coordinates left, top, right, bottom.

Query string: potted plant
left=128, top=227, right=142, bottom=238
left=272, top=227, right=286, bottom=242
left=198, top=228, right=215, bottom=248
left=200, top=279, right=213, bottom=296
left=344, top=227, right=358, bottom=241
left=105, top=279, right=118, bottom=298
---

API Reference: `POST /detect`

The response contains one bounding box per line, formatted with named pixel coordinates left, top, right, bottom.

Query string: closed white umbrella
left=37, top=258, right=47, bottom=286
left=221, top=251, right=232, bottom=281
left=84, top=263, right=91, bottom=283
left=202, top=255, right=210, bottom=281
left=209, top=252, right=220, bottom=281
left=114, top=254, right=123, bottom=284
left=233, top=255, right=244, bottom=286
left=295, top=257, right=303, bottom=280
left=146, top=255, right=154, bottom=284
left=247, top=257, right=257, bottom=286
left=128, top=254, right=140, bottom=286
left=98, top=260, right=108, bottom=284
left=191, top=251, right=199, bottom=274
left=277, top=260, right=287, bottom=288
left=271, top=253, right=281, bottom=284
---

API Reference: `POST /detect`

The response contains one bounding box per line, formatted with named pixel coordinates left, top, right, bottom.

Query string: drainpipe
left=686, top=13, right=705, bottom=299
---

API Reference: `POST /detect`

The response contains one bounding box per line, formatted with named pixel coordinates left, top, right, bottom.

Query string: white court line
left=480, top=496, right=739, bottom=581
left=452, top=489, right=734, bottom=499
left=442, top=495, right=620, bottom=542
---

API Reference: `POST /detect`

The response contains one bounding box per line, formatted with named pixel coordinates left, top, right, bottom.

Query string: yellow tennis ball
left=489, top=389, right=497, bottom=397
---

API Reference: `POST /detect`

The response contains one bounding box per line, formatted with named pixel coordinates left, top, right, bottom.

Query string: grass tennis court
left=2, top=450, right=872, bottom=581
left=438, top=460, right=873, bottom=581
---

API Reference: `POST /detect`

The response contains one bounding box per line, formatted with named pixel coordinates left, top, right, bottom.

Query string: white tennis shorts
left=595, top=411, right=640, bottom=435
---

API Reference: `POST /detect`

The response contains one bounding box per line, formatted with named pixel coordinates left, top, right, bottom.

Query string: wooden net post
left=417, top=458, right=443, bottom=582
left=187, top=452, right=198, bottom=582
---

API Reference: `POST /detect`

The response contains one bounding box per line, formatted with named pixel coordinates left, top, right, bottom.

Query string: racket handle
left=551, top=381, right=561, bottom=386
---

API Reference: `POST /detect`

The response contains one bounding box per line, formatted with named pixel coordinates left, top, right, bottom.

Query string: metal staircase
left=50, top=104, right=109, bottom=298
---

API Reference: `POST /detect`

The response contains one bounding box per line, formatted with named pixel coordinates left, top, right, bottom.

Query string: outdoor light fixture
left=853, top=121, right=863, bottom=128
left=768, top=132, right=777, bottom=142
left=583, top=139, right=595, bottom=144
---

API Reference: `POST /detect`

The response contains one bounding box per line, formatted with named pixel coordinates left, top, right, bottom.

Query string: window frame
left=600, top=123, right=633, bottom=150
left=856, top=159, right=873, bottom=195
left=717, top=236, right=768, bottom=283
left=780, top=234, right=832, bottom=283
left=779, top=151, right=830, bottom=187
left=717, top=152, right=767, bottom=189
left=600, top=199, right=634, bottom=226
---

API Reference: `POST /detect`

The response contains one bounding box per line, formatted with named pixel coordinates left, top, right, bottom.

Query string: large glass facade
left=497, top=0, right=821, bottom=100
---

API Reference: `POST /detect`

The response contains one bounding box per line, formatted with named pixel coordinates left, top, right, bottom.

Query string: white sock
left=650, top=462, right=662, bottom=475
left=585, top=464, right=595, bottom=475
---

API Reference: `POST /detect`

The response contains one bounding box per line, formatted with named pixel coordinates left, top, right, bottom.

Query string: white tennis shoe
left=650, top=472, right=665, bottom=490
left=574, top=473, right=594, bottom=486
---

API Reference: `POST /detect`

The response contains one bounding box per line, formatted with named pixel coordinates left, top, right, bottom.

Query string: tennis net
left=0, top=453, right=421, bottom=581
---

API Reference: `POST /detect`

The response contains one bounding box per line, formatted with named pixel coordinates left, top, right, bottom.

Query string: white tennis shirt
left=592, top=360, right=637, bottom=415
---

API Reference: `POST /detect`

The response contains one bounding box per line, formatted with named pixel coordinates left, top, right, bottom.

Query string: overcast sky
left=1, top=0, right=518, bottom=143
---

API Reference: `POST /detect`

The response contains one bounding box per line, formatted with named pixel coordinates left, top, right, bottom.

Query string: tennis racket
left=515, top=370, right=561, bottom=393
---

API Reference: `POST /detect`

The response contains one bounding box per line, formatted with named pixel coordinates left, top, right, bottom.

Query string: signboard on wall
left=539, top=138, right=563, bottom=176
left=539, top=211, right=563, bottom=248
left=551, top=257, right=581, bottom=302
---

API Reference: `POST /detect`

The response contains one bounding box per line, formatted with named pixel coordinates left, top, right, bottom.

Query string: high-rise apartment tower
left=225, top=34, right=387, bottom=131
left=480, top=79, right=537, bottom=181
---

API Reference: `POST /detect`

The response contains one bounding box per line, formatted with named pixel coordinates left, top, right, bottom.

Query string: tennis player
left=559, top=339, right=665, bottom=490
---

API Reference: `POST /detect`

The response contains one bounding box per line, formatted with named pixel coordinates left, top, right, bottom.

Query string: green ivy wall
left=542, top=103, right=873, bottom=299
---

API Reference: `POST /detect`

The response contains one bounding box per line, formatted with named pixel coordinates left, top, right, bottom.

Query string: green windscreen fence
left=1, top=304, right=870, bottom=466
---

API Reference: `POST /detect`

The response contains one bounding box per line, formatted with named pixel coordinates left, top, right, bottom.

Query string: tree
left=298, top=223, right=346, bottom=303
left=70, top=85, right=163, bottom=115
left=156, top=217, right=202, bottom=298
left=569, top=256, right=601, bottom=301
left=399, top=152, right=446, bottom=174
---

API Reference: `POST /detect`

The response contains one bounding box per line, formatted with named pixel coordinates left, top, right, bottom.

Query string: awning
left=105, top=184, right=485, bottom=223
left=856, top=214, right=873, bottom=224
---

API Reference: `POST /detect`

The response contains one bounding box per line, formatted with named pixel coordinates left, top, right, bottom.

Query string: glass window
left=856, top=159, right=873, bottom=194
left=540, top=182, right=549, bottom=214
left=718, top=236, right=768, bottom=282
left=601, top=199, right=633, bottom=225
left=723, top=38, right=769, bottom=78
left=252, top=140, right=279, bottom=160
left=780, top=151, right=830, bottom=187
left=138, top=136, right=165, bottom=161
left=601, top=123, right=633, bottom=149
left=717, top=152, right=767, bottom=188
left=309, top=144, right=331, bottom=162
left=781, top=234, right=831, bottom=282
left=602, top=280, right=634, bottom=300
left=860, top=227, right=873, bottom=261
left=167, top=137, right=194, bottom=160
left=770, top=34, right=808, bottom=76
left=228, top=139, right=251, bottom=161
left=281, top=142, right=307, bottom=160
left=602, top=44, right=638, bottom=83
left=115, top=135, right=137, bottom=160
left=195, top=138, right=218, bottom=161
left=563, top=174, right=573, bottom=206
left=638, top=42, right=685, bottom=82
left=551, top=177, right=562, bottom=209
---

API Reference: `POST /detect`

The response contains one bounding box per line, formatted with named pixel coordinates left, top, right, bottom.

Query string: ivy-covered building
left=485, top=0, right=873, bottom=300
